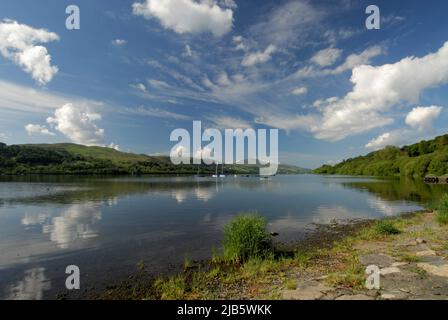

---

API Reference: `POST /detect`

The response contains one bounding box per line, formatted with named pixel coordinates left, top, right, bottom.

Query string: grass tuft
left=223, top=213, right=272, bottom=263
left=374, top=220, right=401, bottom=235
left=154, top=276, right=185, bottom=300
left=436, top=194, right=448, bottom=225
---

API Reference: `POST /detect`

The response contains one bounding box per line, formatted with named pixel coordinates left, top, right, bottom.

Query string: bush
left=223, top=214, right=271, bottom=262
left=436, top=194, right=448, bottom=225
left=374, top=220, right=401, bottom=235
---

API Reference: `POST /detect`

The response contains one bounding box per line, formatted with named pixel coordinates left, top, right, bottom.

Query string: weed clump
left=223, top=214, right=272, bottom=262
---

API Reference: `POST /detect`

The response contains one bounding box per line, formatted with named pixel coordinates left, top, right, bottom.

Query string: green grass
left=223, top=214, right=272, bottom=263
left=399, top=253, right=420, bottom=263
left=284, top=279, right=297, bottom=290
left=374, top=220, right=401, bottom=235
left=154, top=276, right=186, bottom=300
left=436, top=194, right=448, bottom=225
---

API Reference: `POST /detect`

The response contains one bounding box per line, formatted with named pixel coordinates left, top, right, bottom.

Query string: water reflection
left=1, top=175, right=447, bottom=299
left=20, top=203, right=103, bottom=249
left=7, top=267, right=50, bottom=300
left=367, top=197, right=420, bottom=216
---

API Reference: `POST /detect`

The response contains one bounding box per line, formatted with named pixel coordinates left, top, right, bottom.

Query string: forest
left=315, top=134, right=448, bottom=177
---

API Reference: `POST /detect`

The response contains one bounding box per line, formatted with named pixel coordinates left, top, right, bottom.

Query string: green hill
left=0, top=142, right=309, bottom=175
left=314, top=134, right=448, bottom=177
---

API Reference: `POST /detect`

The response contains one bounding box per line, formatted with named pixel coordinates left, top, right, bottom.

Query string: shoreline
left=67, top=209, right=448, bottom=300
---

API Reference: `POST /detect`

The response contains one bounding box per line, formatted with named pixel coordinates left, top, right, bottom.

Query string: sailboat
left=212, top=163, right=218, bottom=178
left=219, top=163, right=226, bottom=178
left=195, top=163, right=201, bottom=178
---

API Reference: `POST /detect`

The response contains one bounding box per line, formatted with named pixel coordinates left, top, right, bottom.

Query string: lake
left=0, top=174, right=446, bottom=299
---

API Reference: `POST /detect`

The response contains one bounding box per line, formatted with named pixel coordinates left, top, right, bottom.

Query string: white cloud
left=209, top=116, right=252, bottom=129
left=0, top=80, right=102, bottom=115
left=248, top=0, right=322, bottom=47
left=130, top=82, right=148, bottom=93
left=291, top=86, right=307, bottom=96
left=324, top=28, right=358, bottom=44
left=218, top=0, right=237, bottom=9
left=303, top=42, right=448, bottom=141
left=365, top=132, right=398, bottom=150
left=47, top=103, right=105, bottom=145
left=311, top=47, right=342, bottom=67
left=132, top=0, right=233, bottom=37
left=125, top=106, right=190, bottom=120
left=330, top=45, right=383, bottom=74
left=405, top=106, right=442, bottom=131
left=233, top=35, right=248, bottom=51
left=365, top=129, right=428, bottom=150
left=25, top=124, right=55, bottom=136
left=294, top=46, right=383, bottom=79
left=241, top=44, right=277, bottom=67
left=111, top=39, right=127, bottom=46
left=261, top=42, right=448, bottom=142
left=108, top=142, right=120, bottom=151
left=0, top=19, right=59, bottom=85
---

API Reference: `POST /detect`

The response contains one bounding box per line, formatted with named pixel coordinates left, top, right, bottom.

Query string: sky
left=1, top=0, right=448, bottom=169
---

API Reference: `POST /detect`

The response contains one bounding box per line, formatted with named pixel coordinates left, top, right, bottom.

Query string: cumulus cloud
left=365, top=128, right=430, bottom=151
left=308, top=42, right=448, bottom=141
left=108, top=142, right=120, bottom=151
left=263, top=42, right=448, bottom=142
left=365, top=106, right=442, bottom=150
left=0, top=19, right=59, bottom=85
left=25, top=124, right=55, bottom=136
left=311, top=47, right=342, bottom=67
left=241, top=44, right=277, bottom=67
left=291, top=86, right=308, bottom=96
left=365, top=132, right=401, bottom=150
left=46, top=103, right=105, bottom=145
left=405, top=106, right=442, bottom=131
left=132, top=0, right=233, bottom=37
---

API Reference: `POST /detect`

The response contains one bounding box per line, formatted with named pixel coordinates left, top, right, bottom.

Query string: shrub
left=223, top=214, right=271, bottom=262
left=436, top=194, right=448, bottom=225
left=374, top=220, right=401, bottom=235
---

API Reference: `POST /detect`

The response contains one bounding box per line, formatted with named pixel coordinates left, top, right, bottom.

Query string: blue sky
left=1, top=0, right=448, bottom=168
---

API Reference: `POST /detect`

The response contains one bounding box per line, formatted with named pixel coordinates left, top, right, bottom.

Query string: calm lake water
left=0, top=174, right=447, bottom=299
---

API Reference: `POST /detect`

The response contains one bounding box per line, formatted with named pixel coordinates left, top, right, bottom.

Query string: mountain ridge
left=0, top=142, right=310, bottom=175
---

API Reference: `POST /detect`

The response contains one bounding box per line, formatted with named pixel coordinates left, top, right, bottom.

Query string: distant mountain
left=314, top=134, right=448, bottom=177
left=0, top=142, right=310, bottom=175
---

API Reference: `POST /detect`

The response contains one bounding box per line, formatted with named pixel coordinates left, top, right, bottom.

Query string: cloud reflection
left=21, top=202, right=102, bottom=249
left=7, top=267, right=50, bottom=300
left=367, top=197, right=420, bottom=217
